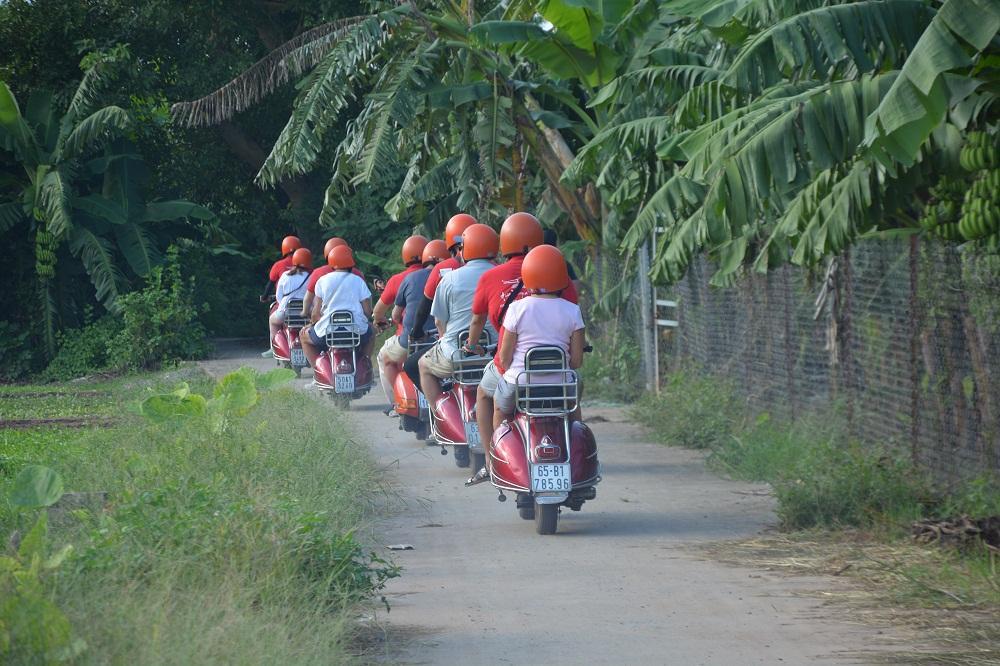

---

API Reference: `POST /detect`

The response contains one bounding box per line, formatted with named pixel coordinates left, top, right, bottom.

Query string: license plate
left=418, top=393, right=428, bottom=410
left=291, top=348, right=306, bottom=367
left=335, top=374, right=355, bottom=394
left=464, top=422, right=481, bottom=447
left=531, top=464, right=571, bottom=492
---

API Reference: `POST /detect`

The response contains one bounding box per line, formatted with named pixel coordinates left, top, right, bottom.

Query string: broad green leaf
left=18, top=513, right=48, bottom=560
left=44, top=544, right=73, bottom=570
left=142, top=200, right=215, bottom=222
left=9, top=465, right=64, bottom=509
left=139, top=391, right=207, bottom=421
left=470, top=20, right=547, bottom=43
left=212, top=370, right=258, bottom=413
left=0, top=80, right=20, bottom=126
left=254, top=368, right=296, bottom=390
left=74, top=194, right=128, bottom=225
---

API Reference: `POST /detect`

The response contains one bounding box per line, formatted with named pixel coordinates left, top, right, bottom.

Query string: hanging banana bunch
left=35, top=220, right=58, bottom=280
left=957, top=130, right=1000, bottom=249
left=919, top=175, right=965, bottom=242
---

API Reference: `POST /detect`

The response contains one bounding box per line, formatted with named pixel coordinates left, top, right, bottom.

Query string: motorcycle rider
left=268, top=235, right=302, bottom=284
left=403, top=213, right=477, bottom=387
left=301, top=245, right=374, bottom=368
left=417, top=223, right=499, bottom=407
left=302, top=237, right=367, bottom=317
left=466, top=244, right=585, bottom=486
left=393, top=240, right=447, bottom=351
left=373, top=235, right=429, bottom=412
left=269, top=247, right=312, bottom=340
left=463, top=213, right=580, bottom=459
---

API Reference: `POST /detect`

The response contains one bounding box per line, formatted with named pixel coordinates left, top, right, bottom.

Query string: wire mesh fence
left=660, top=239, right=1000, bottom=483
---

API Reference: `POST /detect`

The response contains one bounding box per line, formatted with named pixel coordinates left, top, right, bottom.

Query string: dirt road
left=204, top=342, right=894, bottom=665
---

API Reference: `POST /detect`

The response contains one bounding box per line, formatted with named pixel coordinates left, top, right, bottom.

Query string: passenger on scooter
left=417, top=223, right=499, bottom=408
left=303, top=237, right=348, bottom=317
left=269, top=248, right=312, bottom=341
left=463, top=213, right=579, bottom=461
left=268, top=235, right=301, bottom=283
left=301, top=245, right=374, bottom=368
left=467, top=245, right=585, bottom=485
left=404, top=213, right=477, bottom=386
left=373, top=235, right=428, bottom=412
left=394, top=240, right=447, bottom=350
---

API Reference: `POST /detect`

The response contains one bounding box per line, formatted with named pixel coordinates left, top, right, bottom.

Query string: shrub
left=632, top=367, right=744, bottom=449
left=580, top=334, right=644, bottom=402
left=112, top=247, right=209, bottom=370
left=40, top=317, right=118, bottom=380
left=0, top=321, right=37, bottom=381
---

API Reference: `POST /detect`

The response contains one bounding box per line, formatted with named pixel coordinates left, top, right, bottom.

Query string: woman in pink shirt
left=493, top=245, right=585, bottom=425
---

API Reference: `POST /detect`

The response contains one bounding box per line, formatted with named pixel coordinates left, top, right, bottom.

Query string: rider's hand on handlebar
left=374, top=318, right=390, bottom=332
left=462, top=343, right=485, bottom=356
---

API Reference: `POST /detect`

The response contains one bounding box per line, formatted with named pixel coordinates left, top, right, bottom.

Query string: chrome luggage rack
left=284, top=299, right=308, bottom=328
left=407, top=333, right=438, bottom=356
left=515, top=346, right=579, bottom=416
left=325, top=311, right=362, bottom=348
left=452, top=329, right=494, bottom=385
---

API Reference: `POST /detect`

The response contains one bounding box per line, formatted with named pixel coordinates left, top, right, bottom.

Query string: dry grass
left=699, top=531, right=1000, bottom=665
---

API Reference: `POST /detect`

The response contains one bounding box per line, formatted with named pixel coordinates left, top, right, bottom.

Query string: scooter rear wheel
left=534, top=502, right=558, bottom=535
left=453, top=444, right=470, bottom=468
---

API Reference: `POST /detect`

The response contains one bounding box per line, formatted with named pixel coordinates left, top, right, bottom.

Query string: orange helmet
left=444, top=213, right=477, bottom=250
left=422, top=239, right=448, bottom=265
left=323, top=237, right=347, bottom=256
left=291, top=248, right=313, bottom=269
left=401, top=235, right=429, bottom=265
left=281, top=235, right=301, bottom=256
left=499, top=212, right=543, bottom=257
left=328, top=245, right=355, bottom=269
left=461, top=223, right=499, bottom=261
left=522, top=244, right=570, bottom=293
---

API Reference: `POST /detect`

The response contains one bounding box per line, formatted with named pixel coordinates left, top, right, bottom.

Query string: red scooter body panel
left=272, top=328, right=291, bottom=361
left=312, top=350, right=372, bottom=391
left=394, top=371, right=420, bottom=418
left=491, top=416, right=600, bottom=491
left=432, top=390, right=466, bottom=444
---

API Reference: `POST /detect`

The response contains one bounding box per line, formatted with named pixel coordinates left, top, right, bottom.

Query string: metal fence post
left=638, top=240, right=657, bottom=392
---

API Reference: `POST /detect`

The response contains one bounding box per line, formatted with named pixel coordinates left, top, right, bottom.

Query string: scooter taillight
left=534, top=444, right=561, bottom=460
left=336, top=358, right=354, bottom=374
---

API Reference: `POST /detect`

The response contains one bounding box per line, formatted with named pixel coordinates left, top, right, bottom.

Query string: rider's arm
left=409, top=295, right=433, bottom=338
left=310, top=296, right=324, bottom=324
left=498, top=327, right=516, bottom=371
left=391, top=304, right=404, bottom=325
left=302, top=291, right=314, bottom=317
left=568, top=328, right=585, bottom=369
left=435, top=318, right=446, bottom=339
left=372, top=298, right=391, bottom=327
left=464, top=312, right=487, bottom=353
left=361, top=298, right=373, bottom=318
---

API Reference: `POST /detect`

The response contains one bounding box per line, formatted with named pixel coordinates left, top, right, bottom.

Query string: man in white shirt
left=302, top=246, right=373, bottom=367
left=418, top=223, right=499, bottom=405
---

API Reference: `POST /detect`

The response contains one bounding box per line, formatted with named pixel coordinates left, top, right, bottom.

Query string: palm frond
left=257, top=15, right=389, bottom=186
left=725, top=0, right=933, bottom=94
left=865, top=0, right=1000, bottom=164
left=0, top=80, right=40, bottom=164
left=60, top=64, right=117, bottom=140
left=38, top=168, right=74, bottom=239
left=0, top=201, right=24, bottom=232
left=68, top=225, right=125, bottom=308
left=58, top=106, right=130, bottom=160
left=563, top=116, right=672, bottom=186
left=114, top=221, right=161, bottom=276
left=171, top=15, right=374, bottom=128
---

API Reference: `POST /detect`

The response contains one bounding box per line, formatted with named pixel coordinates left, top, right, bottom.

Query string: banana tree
left=1, top=76, right=213, bottom=356
left=569, top=0, right=1000, bottom=285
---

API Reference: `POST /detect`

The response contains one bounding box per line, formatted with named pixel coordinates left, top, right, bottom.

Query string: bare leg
left=376, top=343, right=399, bottom=405
left=301, top=326, right=321, bottom=367
left=418, top=356, right=443, bottom=404
left=268, top=313, right=283, bottom=342
left=476, top=385, right=495, bottom=464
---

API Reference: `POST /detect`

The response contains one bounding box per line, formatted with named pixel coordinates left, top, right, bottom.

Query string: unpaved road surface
left=204, top=342, right=898, bottom=665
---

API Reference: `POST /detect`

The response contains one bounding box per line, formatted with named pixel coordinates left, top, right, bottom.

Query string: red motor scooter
left=393, top=334, right=437, bottom=442
left=312, top=311, right=374, bottom=408
left=270, top=298, right=309, bottom=377
left=489, top=347, right=601, bottom=535
left=428, top=330, right=493, bottom=469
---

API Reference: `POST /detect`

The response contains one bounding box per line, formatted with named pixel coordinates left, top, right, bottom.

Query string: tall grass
left=1, top=373, right=395, bottom=665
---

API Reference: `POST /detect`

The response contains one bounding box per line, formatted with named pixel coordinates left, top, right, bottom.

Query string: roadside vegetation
left=634, top=368, right=1000, bottom=663
left=0, top=366, right=396, bottom=664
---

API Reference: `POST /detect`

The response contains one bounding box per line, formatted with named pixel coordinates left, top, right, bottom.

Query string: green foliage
left=112, top=247, right=209, bottom=371
left=0, top=321, right=37, bottom=381
left=632, top=367, right=743, bottom=449
left=40, top=317, right=118, bottom=381
left=9, top=466, right=64, bottom=509
left=579, top=332, right=643, bottom=402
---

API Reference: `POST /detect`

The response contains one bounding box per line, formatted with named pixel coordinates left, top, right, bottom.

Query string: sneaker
left=465, top=466, right=490, bottom=487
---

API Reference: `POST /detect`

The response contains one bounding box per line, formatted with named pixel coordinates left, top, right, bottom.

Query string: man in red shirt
left=463, top=213, right=579, bottom=483
left=403, top=213, right=477, bottom=387
left=373, top=235, right=428, bottom=412
left=301, top=238, right=366, bottom=320
left=268, top=236, right=301, bottom=284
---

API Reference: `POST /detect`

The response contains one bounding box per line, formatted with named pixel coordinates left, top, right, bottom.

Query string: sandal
left=465, top=466, right=490, bottom=487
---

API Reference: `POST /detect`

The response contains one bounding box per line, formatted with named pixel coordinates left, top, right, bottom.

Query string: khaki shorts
left=479, top=360, right=502, bottom=395
left=420, top=341, right=455, bottom=378
left=494, top=375, right=516, bottom=414
left=379, top=334, right=407, bottom=363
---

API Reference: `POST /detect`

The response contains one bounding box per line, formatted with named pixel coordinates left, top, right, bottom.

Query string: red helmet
left=444, top=213, right=477, bottom=250
left=323, top=237, right=347, bottom=256
left=281, top=235, right=301, bottom=256
left=461, top=223, right=499, bottom=261
left=422, top=239, right=448, bottom=265
left=291, top=248, right=313, bottom=269
left=401, top=235, right=429, bottom=266
left=499, top=212, right=543, bottom=257
left=328, top=245, right=355, bottom=269
left=522, top=244, right=570, bottom=293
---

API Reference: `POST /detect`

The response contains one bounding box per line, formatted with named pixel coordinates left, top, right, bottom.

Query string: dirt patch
left=0, top=416, right=117, bottom=429
left=0, top=390, right=110, bottom=399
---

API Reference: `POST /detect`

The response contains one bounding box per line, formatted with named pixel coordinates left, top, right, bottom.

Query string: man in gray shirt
left=418, top=224, right=499, bottom=406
